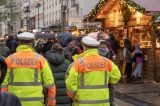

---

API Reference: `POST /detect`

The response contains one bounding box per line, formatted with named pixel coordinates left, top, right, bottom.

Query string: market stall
left=84, top=0, right=160, bottom=81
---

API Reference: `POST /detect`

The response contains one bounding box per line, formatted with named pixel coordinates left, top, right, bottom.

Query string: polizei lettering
left=82, top=62, right=106, bottom=69
left=11, top=58, right=37, bottom=66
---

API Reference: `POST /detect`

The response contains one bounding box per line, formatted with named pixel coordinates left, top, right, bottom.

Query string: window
left=59, top=10, right=61, bottom=18
left=70, top=11, right=72, bottom=18
left=71, top=0, right=74, bottom=6
left=55, top=0, right=57, bottom=5
left=56, top=11, right=57, bottom=21
left=53, top=12, right=54, bottom=19
left=73, top=10, right=75, bottom=17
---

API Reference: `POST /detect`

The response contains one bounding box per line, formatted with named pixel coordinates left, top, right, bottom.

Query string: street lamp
left=24, top=6, right=31, bottom=31
left=36, top=3, right=41, bottom=29
left=61, top=0, right=68, bottom=32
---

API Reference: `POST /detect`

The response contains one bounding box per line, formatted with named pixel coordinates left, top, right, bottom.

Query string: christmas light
left=84, top=0, right=146, bottom=22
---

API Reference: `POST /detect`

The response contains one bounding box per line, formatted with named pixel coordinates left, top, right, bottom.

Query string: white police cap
left=82, top=36, right=100, bottom=47
left=17, top=32, right=35, bottom=40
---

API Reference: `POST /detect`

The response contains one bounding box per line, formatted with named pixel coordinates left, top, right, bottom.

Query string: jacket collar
left=16, top=45, right=35, bottom=52
left=72, top=49, right=98, bottom=60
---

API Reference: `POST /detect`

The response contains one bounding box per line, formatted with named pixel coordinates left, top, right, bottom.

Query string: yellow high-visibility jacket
left=66, top=49, right=121, bottom=106
left=1, top=45, right=56, bottom=106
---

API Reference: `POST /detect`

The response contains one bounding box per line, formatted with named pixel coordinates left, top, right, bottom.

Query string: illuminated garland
left=84, top=0, right=106, bottom=22
left=84, top=0, right=146, bottom=22
left=121, top=0, right=146, bottom=14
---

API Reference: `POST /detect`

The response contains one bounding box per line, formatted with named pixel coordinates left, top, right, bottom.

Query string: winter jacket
left=42, top=42, right=54, bottom=55
left=133, top=43, right=143, bottom=63
left=98, top=48, right=109, bottom=58
left=36, top=41, right=44, bottom=54
left=1, top=45, right=55, bottom=106
left=0, top=56, right=21, bottom=106
left=45, top=50, right=72, bottom=106
left=64, top=46, right=79, bottom=62
left=123, top=48, right=132, bottom=63
left=0, top=44, right=10, bottom=57
left=0, top=92, right=21, bottom=106
left=6, top=40, right=18, bottom=54
left=109, top=33, right=120, bottom=54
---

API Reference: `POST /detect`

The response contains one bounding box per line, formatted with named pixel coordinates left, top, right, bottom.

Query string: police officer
left=65, top=36, right=121, bottom=106
left=1, top=32, right=56, bottom=106
left=0, top=55, right=21, bottom=106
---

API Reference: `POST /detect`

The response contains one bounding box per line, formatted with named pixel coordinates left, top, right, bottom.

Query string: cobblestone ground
left=114, top=83, right=160, bottom=106
left=115, top=98, right=136, bottom=106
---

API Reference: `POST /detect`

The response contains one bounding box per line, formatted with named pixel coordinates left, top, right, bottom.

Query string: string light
left=84, top=0, right=106, bottom=21
left=84, top=0, right=146, bottom=22
left=121, top=0, right=146, bottom=14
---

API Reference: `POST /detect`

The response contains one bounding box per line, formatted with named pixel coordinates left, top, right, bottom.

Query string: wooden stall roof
left=84, top=0, right=160, bottom=22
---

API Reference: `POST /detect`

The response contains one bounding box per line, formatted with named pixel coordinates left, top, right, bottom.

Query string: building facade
left=0, top=0, right=99, bottom=35
left=0, top=0, right=23, bottom=36
left=0, top=0, right=99, bottom=34
left=27, top=0, right=99, bottom=31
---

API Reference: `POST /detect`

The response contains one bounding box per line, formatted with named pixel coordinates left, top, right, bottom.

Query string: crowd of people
left=0, top=31, right=143, bottom=106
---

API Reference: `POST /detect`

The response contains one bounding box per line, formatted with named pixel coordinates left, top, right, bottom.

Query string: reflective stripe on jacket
left=66, top=49, right=121, bottom=106
left=1, top=45, right=56, bottom=106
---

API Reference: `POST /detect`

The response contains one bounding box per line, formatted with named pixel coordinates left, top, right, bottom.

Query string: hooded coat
left=45, top=50, right=72, bottom=106
left=0, top=56, right=21, bottom=106
left=0, top=43, right=10, bottom=58
left=6, top=39, right=18, bottom=54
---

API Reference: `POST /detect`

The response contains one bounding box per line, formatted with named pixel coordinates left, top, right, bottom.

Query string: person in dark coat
left=64, top=38, right=79, bottom=62
left=123, top=37, right=133, bottom=82
left=0, top=55, right=21, bottom=106
left=42, top=38, right=56, bottom=55
left=76, top=34, right=87, bottom=53
left=109, top=33, right=120, bottom=55
left=6, top=35, right=19, bottom=54
left=0, top=38, right=10, bottom=57
left=45, top=43, right=72, bottom=106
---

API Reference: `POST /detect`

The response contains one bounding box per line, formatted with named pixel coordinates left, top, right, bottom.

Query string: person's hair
left=0, top=38, right=5, bottom=44
left=19, top=40, right=34, bottom=45
left=97, top=32, right=106, bottom=41
left=76, top=34, right=87, bottom=48
left=18, top=31, right=23, bottom=34
left=124, top=38, right=132, bottom=52
left=109, top=32, right=115, bottom=40
left=99, top=40, right=106, bottom=45
left=8, top=35, right=14, bottom=41
left=79, top=34, right=87, bottom=41
left=52, top=43, right=63, bottom=54
left=48, top=37, right=56, bottom=41
left=82, top=42, right=98, bottom=49
left=67, top=37, right=74, bottom=44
